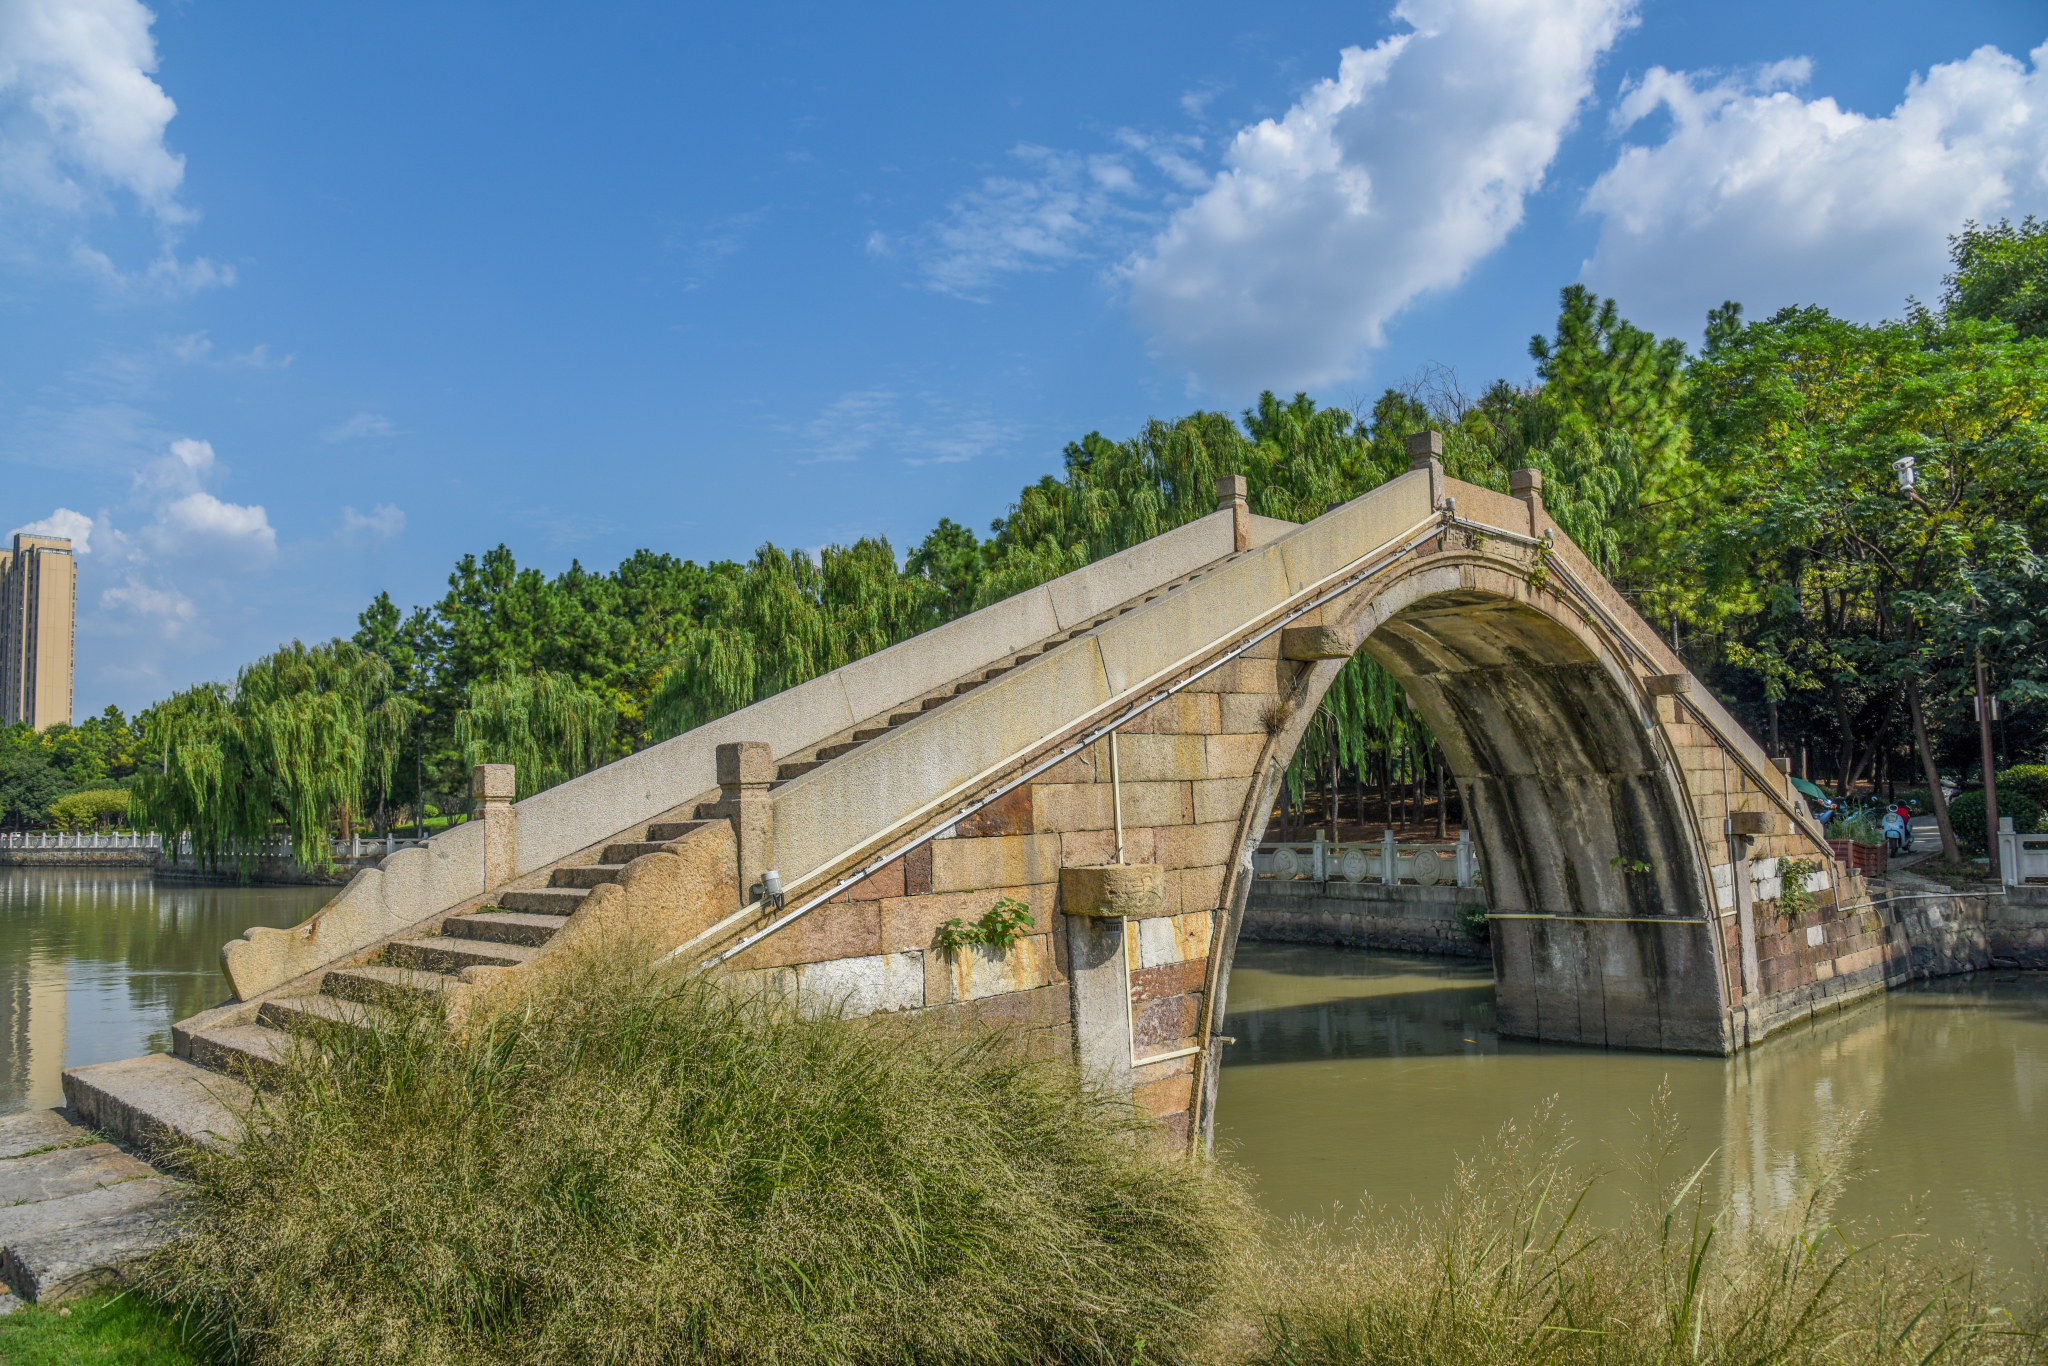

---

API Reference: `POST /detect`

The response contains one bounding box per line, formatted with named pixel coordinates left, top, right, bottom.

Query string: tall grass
left=154, top=940, right=1254, bottom=1365
left=1241, top=1096, right=2046, bottom=1366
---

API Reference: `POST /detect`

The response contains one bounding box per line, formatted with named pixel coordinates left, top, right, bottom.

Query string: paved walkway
left=0, top=1108, right=185, bottom=1310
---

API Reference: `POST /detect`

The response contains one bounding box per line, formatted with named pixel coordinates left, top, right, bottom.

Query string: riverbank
left=0, top=849, right=373, bottom=887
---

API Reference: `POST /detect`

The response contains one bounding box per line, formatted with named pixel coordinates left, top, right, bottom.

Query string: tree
left=1683, top=305, right=2048, bottom=858
left=133, top=640, right=409, bottom=871
left=455, top=671, right=616, bottom=800
left=1944, top=217, right=2048, bottom=340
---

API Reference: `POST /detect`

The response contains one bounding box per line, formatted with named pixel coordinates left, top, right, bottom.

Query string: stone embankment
left=1243, top=877, right=1489, bottom=958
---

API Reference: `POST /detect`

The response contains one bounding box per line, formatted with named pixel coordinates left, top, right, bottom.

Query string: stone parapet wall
left=0, top=847, right=157, bottom=868
left=1989, top=883, right=2048, bottom=968
left=1243, top=878, right=1489, bottom=958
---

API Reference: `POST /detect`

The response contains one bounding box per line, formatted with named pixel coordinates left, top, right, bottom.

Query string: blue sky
left=3, top=0, right=2045, bottom=718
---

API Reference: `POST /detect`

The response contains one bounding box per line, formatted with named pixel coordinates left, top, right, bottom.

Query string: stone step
left=0, top=1176, right=181, bottom=1266
left=954, top=679, right=983, bottom=695
left=496, top=887, right=589, bottom=916
left=888, top=712, right=921, bottom=727
left=550, top=863, right=626, bottom=889
left=61, top=1052, right=250, bottom=1159
left=920, top=696, right=951, bottom=711
left=0, top=1197, right=189, bottom=1305
left=0, top=1109, right=90, bottom=1161
left=322, top=964, right=454, bottom=1011
left=383, top=936, right=538, bottom=975
left=816, top=740, right=864, bottom=760
left=603, top=840, right=674, bottom=863
left=0, top=1143, right=157, bottom=1207
left=982, top=664, right=1014, bottom=680
left=445, top=910, right=572, bottom=946
left=647, top=820, right=711, bottom=842
left=777, top=761, right=822, bottom=781
left=258, top=993, right=391, bottom=1034
left=852, top=727, right=891, bottom=742
left=186, top=1024, right=292, bottom=1085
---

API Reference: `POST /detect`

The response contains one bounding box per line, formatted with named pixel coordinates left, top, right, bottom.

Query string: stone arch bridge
left=73, top=445, right=1887, bottom=1154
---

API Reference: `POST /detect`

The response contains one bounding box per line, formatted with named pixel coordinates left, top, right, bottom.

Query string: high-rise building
left=0, top=533, right=76, bottom=731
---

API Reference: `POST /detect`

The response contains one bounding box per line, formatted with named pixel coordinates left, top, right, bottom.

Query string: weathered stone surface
left=1060, top=863, right=1164, bottom=919
left=62, top=1053, right=248, bottom=1159
left=0, top=1144, right=155, bottom=1206
left=1281, top=624, right=1358, bottom=660
left=0, top=1109, right=89, bottom=1161
left=1, top=1199, right=188, bottom=1303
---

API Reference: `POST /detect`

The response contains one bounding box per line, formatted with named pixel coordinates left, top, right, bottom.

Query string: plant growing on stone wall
left=1776, top=857, right=1820, bottom=921
left=1526, top=538, right=1556, bottom=592
left=1609, top=855, right=1651, bottom=875
left=936, top=896, right=1035, bottom=953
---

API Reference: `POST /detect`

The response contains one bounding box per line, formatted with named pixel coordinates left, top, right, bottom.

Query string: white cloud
left=791, top=390, right=1018, bottom=466
left=340, top=503, right=404, bottom=542
left=922, top=144, right=1158, bottom=298
left=0, top=0, right=231, bottom=292
left=0, top=0, right=186, bottom=218
left=321, top=411, right=395, bottom=442
left=141, top=491, right=274, bottom=561
left=13, top=506, right=94, bottom=551
left=99, top=573, right=194, bottom=633
left=1126, top=0, right=1636, bottom=392
left=71, top=240, right=233, bottom=297
left=1580, top=42, right=2048, bottom=334
left=131, top=435, right=214, bottom=495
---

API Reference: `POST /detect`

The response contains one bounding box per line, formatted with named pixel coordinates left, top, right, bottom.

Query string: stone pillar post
left=472, top=764, right=516, bottom=892
left=1406, top=430, right=1445, bottom=508
left=715, top=741, right=777, bottom=903
left=1059, top=864, right=1159, bottom=1098
left=1216, top=475, right=1250, bottom=551
left=1510, top=468, right=1546, bottom=538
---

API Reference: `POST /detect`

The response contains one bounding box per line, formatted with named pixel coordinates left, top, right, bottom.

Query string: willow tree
left=648, top=540, right=941, bottom=742
left=454, top=671, right=615, bottom=800
left=133, top=640, right=408, bottom=871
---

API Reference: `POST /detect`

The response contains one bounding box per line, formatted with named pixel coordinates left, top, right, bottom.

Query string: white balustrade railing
left=1253, top=827, right=1480, bottom=888
left=0, top=829, right=430, bottom=860
left=1, top=829, right=162, bottom=850
left=1997, top=817, right=2048, bottom=887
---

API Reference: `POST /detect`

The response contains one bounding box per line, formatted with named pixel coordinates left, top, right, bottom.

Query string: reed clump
left=153, top=940, right=1255, bottom=1365
left=1240, top=1096, right=2046, bottom=1366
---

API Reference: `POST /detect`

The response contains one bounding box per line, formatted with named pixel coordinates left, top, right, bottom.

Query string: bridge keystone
left=1059, top=862, right=1164, bottom=919
left=1280, top=625, right=1359, bottom=661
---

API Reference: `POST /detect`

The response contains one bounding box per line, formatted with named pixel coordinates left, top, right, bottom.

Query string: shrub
left=1242, top=1093, right=2045, bottom=1366
left=48, top=787, right=129, bottom=831
left=1999, top=764, right=2048, bottom=808
left=156, top=940, right=1252, bottom=1365
left=1949, top=787, right=2045, bottom=854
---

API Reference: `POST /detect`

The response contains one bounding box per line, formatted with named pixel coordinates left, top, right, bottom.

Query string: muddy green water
left=0, top=867, right=331, bottom=1114
left=1216, top=942, right=2048, bottom=1279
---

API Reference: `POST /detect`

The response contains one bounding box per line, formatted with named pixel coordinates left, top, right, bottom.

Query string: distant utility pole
left=1976, top=657, right=2000, bottom=880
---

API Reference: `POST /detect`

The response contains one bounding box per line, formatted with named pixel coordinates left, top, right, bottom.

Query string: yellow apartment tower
left=0, top=533, right=76, bottom=731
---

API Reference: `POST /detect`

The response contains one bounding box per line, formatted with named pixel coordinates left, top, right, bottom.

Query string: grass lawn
left=0, top=1292, right=215, bottom=1365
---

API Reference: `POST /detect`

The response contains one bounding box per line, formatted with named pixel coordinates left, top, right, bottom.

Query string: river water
left=0, top=867, right=330, bottom=1114
left=1215, top=942, right=2048, bottom=1280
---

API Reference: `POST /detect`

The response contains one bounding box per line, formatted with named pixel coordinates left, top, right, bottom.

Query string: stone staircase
left=178, top=819, right=718, bottom=1085
left=64, top=547, right=1252, bottom=1154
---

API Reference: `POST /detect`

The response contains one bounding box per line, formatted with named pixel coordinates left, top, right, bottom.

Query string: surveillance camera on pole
left=1891, top=455, right=1929, bottom=507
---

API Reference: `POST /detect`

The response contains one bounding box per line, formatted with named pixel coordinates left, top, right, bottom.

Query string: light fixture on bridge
left=753, top=868, right=785, bottom=913
left=1892, top=455, right=1917, bottom=492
